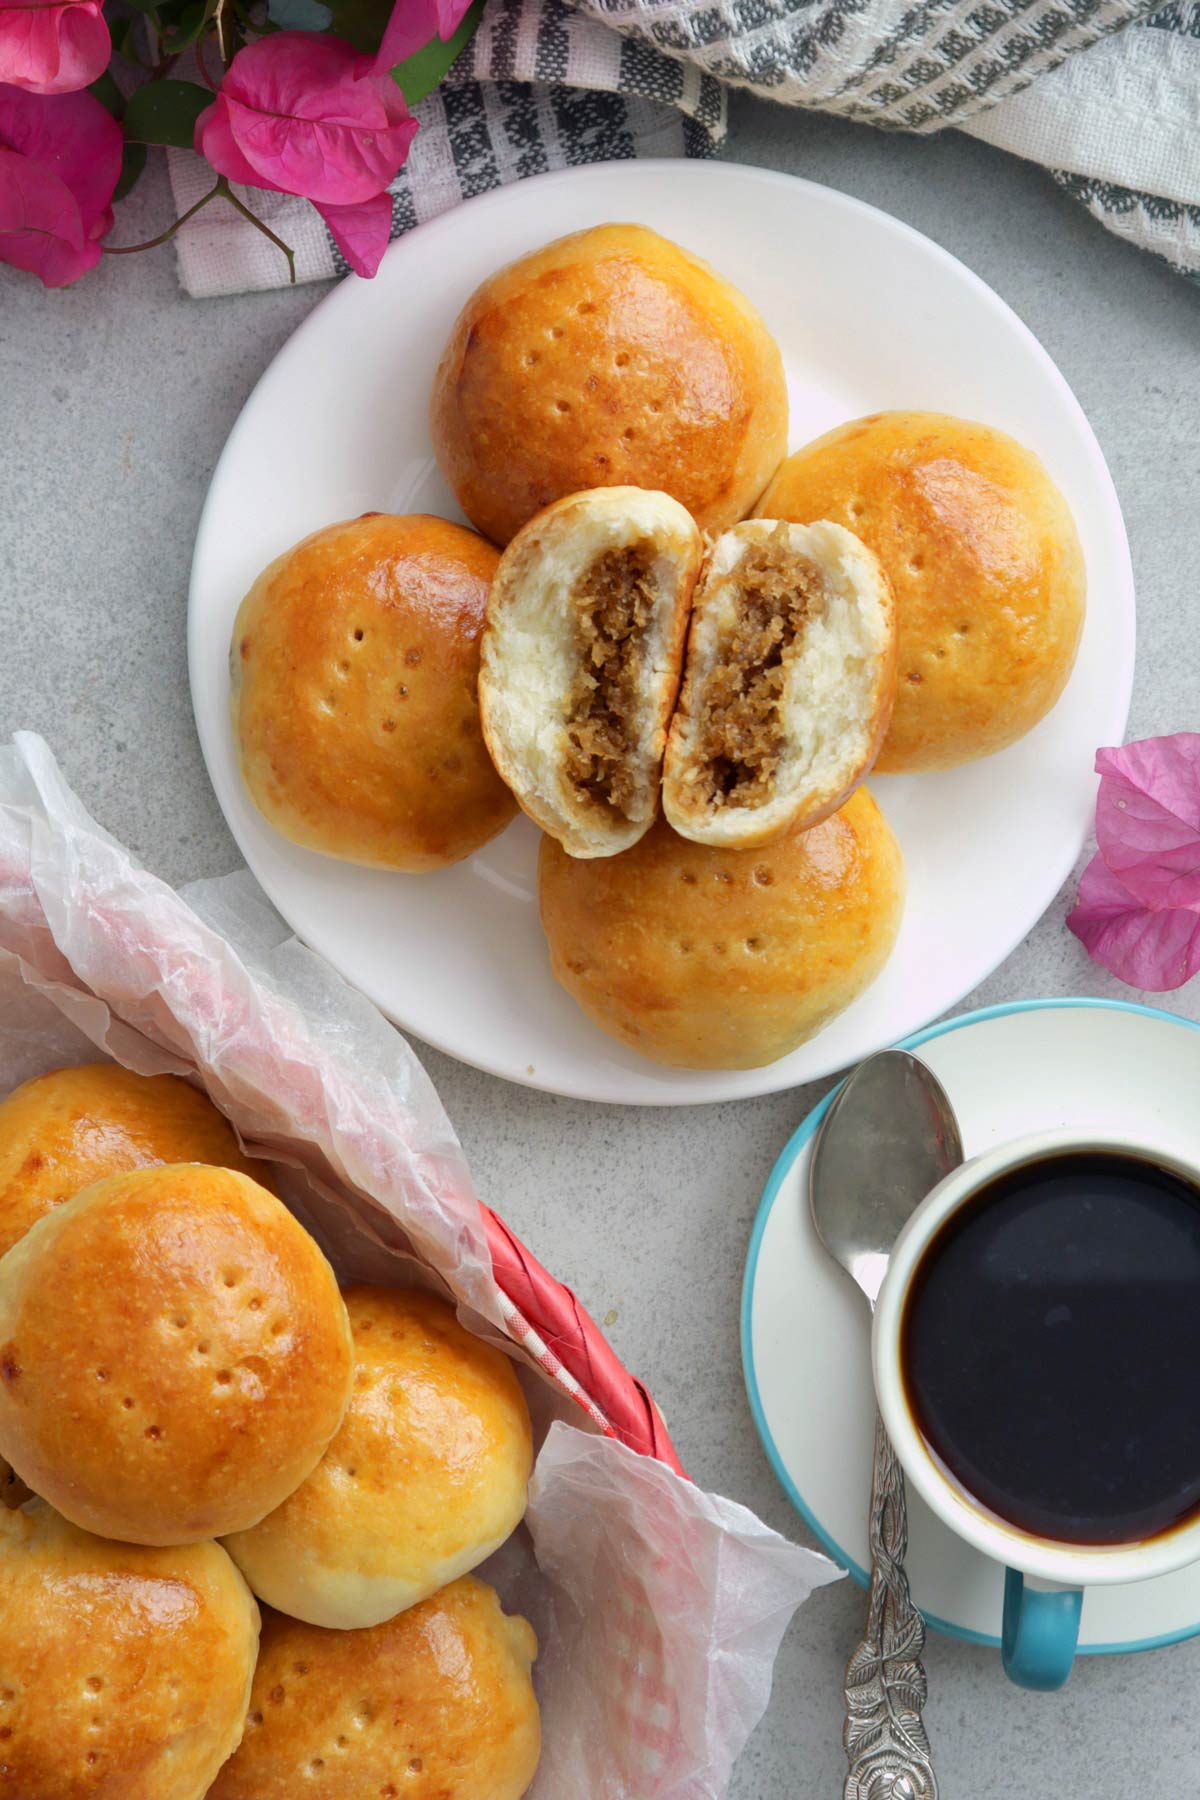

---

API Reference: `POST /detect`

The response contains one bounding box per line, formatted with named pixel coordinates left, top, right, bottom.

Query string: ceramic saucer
left=742, top=998, right=1200, bottom=1653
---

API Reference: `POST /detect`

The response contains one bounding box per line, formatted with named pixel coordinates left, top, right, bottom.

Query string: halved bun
left=662, top=519, right=896, bottom=849
left=480, top=486, right=703, bottom=858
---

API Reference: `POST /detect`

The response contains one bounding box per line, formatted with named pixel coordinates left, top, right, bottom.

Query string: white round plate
left=743, top=998, right=1200, bottom=1654
left=189, top=161, right=1134, bottom=1106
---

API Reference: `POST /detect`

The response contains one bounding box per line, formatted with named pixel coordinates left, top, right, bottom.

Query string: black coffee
left=901, top=1152, right=1200, bottom=1545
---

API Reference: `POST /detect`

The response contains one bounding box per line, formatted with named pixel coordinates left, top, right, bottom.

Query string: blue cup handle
left=1002, top=1569, right=1082, bottom=1690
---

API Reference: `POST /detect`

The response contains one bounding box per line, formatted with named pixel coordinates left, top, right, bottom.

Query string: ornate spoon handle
left=843, top=1410, right=938, bottom=1800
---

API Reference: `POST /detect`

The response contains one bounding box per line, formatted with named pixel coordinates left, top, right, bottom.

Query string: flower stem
left=195, top=28, right=220, bottom=89
left=103, top=179, right=222, bottom=254
left=103, top=177, right=297, bottom=286
left=214, top=177, right=297, bottom=284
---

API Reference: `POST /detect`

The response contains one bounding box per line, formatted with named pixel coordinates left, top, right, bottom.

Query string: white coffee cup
left=872, top=1127, right=1200, bottom=1690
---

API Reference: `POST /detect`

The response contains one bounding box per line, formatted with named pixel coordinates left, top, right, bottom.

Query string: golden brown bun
left=480, top=487, right=703, bottom=858
left=224, top=1287, right=533, bottom=1629
left=663, top=519, right=895, bottom=849
left=430, top=223, right=789, bottom=544
left=0, top=1165, right=354, bottom=1545
left=0, top=1499, right=259, bottom=1800
left=232, top=513, right=517, bottom=869
left=0, top=1063, right=269, bottom=1262
left=0, top=1454, right=32, bottom=1509
left=539, top=789, right=904, bottom=1068
left=207, top=1577, right=540, bottom=1800
left=756, top=412, right=1086, bottom=771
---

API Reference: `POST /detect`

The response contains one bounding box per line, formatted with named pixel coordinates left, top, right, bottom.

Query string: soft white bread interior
left=663, top=519, right=896, bottom=849
left=479, top=486, right=703, bottom=858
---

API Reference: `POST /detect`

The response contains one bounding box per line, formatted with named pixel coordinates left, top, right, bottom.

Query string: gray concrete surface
left=3, top=107, right=1200, bottom=1795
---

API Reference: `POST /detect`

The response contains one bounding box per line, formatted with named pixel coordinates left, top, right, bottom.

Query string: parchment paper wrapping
left=0, top=732, right=840, bottom=1798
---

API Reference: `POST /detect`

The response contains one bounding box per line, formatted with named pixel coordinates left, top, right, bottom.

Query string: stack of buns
left=0, top=1064, right=540, bottom=1800
left=230, top=223, right=1086, bottom=1071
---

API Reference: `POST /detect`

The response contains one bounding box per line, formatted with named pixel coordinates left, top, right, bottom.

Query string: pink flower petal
left=193, top=93, right=272, bottom=193
left=200, top=32, right=416, bottom=207
left=1067, top=851, right=1200, bottom=992
left=376, top=0, right=472, bottom=71
left=0, top=0, right=110, bottom=95
left=314, top=190, right=393, bottom=277
left=0, top=142, right=98, bottom=285
left=436, top=0, right=470, bottom=35
left=1094, top=734, right=1200, bottom=911
left=0, top=85, right=123, bottom=238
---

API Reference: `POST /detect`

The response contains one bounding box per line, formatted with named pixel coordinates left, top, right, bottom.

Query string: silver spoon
left=809, top=1050, right=963, bottom=1800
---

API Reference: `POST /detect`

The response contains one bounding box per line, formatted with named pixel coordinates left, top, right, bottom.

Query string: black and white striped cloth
left=167, top=0, right=1200, bottom=293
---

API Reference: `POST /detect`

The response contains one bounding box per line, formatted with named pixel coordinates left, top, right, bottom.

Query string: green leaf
left=390, top=0, right=483, bottom=106
left=123, top=78, right=212, bottom=147
left=134, top=0, right=163, bottom=37
left=162, top=0, right=216, bottom=50
left=267, top=0, right=332, bottom=27
left=322, top=0, right=389, bottom=52
left=109, top=12, right=151, bottom=63
left=114, top=142, right=148, bottom=203
left=89, top=69, right=124, bottom=117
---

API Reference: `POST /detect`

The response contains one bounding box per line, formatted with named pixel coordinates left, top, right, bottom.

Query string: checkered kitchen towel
left=168, top=0, right=1200, bottom=294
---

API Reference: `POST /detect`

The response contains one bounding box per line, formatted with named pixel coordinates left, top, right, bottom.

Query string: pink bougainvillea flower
left=1068, top=849, right=1200, bottom=993
left=0, top=84, right=121, bottom=285
left=1068, top=735, right=1200, bottom=992
left=375, top=0, right=473, bottom=75
left=1093, top=735, right=1200, bottom=911
left=195, top=32, right=418, bottom=278
left=313, top=191, right=394, bottom=274
left=0, top=0, right=110, bottom=94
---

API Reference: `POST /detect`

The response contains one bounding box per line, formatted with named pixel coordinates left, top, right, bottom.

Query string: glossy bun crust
left=757, top=412, right=1086, bottom=771
left=430, top=223, right=789, bottom=544
left=207, top=1577, right=540, bottom=1800
left=224, top=1287, right=533, bottom=1629
left=232, top=513, right=517, bottom=869
left=0, top=1499, right=259, bottom=1800
left=539, top=789, right=904, bottom=1069
left=0, top=1164, right=354, bottom=1545
left=0, top=1063, right=268, bottom=1262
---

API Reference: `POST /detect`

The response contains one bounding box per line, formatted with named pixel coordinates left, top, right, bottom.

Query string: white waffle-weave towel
left=167, top=0, right=1200, bottom=295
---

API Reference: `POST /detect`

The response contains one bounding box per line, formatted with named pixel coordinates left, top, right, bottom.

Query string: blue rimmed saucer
left=742, top=997, right=1200, bottom=1655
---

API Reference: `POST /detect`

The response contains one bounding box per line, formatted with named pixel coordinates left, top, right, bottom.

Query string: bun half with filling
left=480, top=486, right=702, bottom=858
left=663, top=519, right=895, bottom=848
